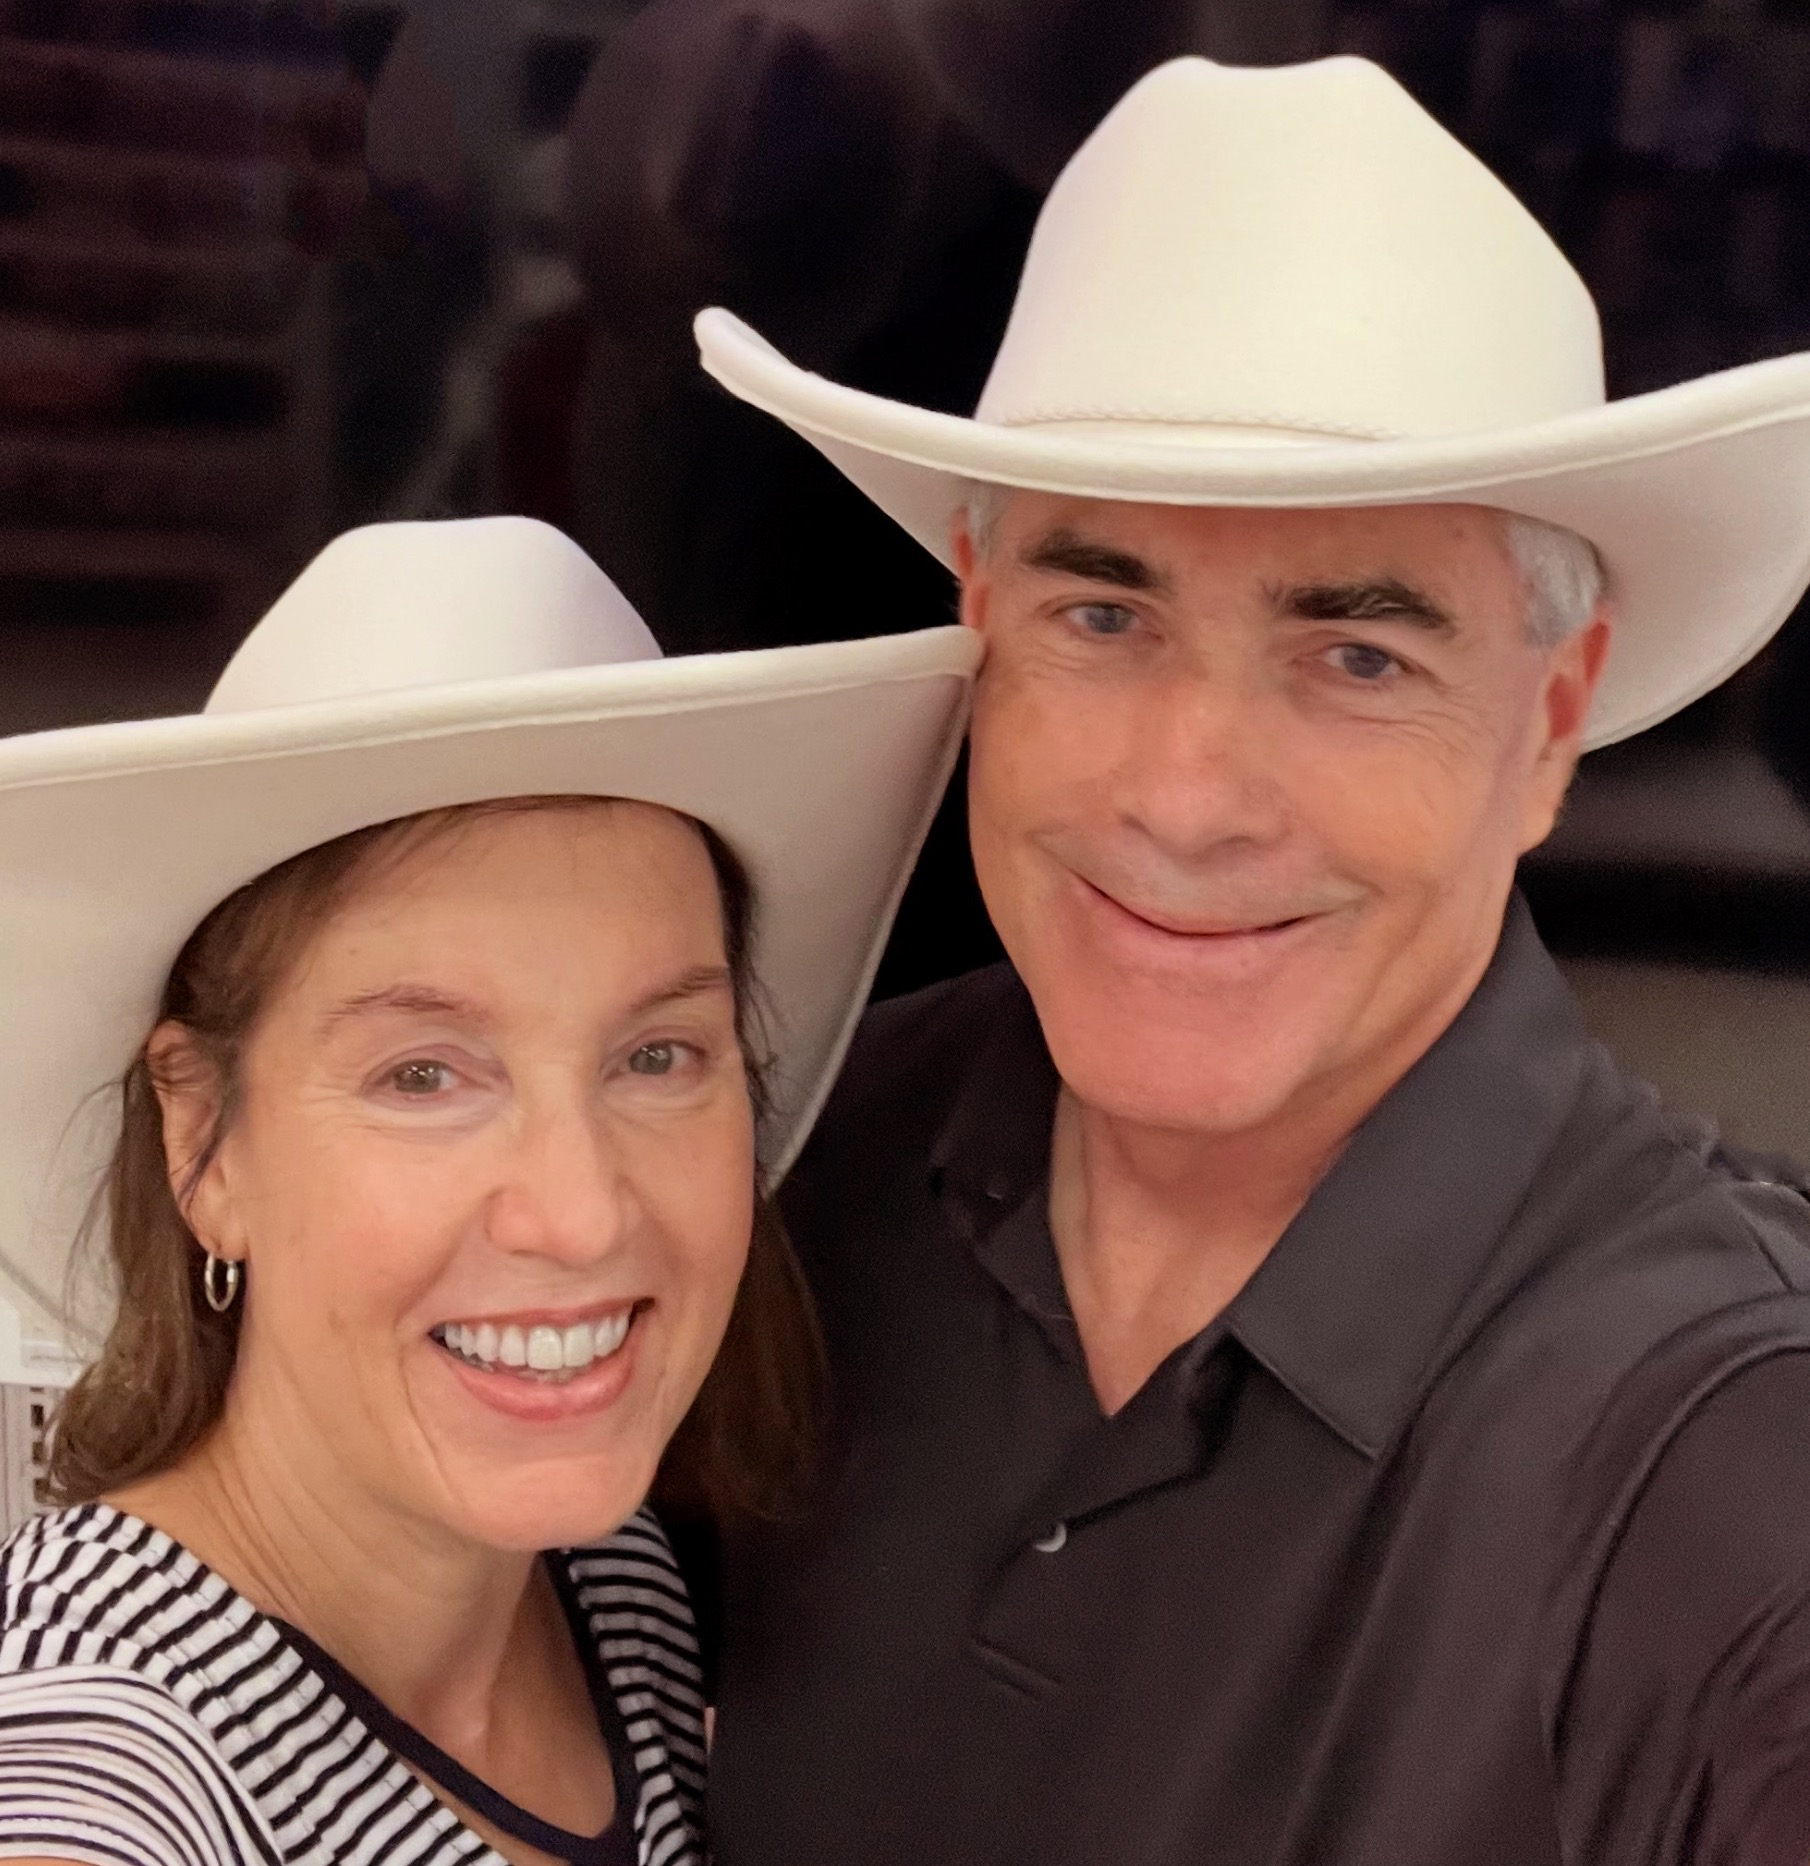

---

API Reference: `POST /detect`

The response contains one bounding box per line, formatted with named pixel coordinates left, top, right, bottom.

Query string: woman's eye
left=387, top=1059, right=456, bottom=1096
left=627, top=1041, right=682, bottom=1077
left=1065, top=602, right=1138, bottom=638
left=1326, top=642, right=1402, bottom=682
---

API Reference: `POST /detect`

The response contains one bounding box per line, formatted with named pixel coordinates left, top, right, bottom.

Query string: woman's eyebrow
left=621, top=964, right=735, bottom=1020
left=317, top=983, right=492, bottom=1034
left=1273, top=576, right=1456, bottom=634
left=317, top=966, right=734, bottom=1036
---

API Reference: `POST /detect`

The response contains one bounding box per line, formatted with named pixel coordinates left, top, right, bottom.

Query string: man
left=690, top=55, right=1810, bottom=1866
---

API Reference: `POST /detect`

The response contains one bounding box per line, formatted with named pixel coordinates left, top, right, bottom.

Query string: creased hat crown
left=975, top=56, right=1604, bottom=443
left=207, top=516, right=660, bottom=715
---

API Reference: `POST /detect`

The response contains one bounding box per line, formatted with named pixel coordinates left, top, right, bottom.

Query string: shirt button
left=1031, top=1523, right=1068, bottom=1554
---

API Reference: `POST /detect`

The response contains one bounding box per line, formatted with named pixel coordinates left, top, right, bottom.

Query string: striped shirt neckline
left=0, top=1498, right=706, bottom=1866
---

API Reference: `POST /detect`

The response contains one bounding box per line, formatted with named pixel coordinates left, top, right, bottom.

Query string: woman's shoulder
left=0, top=1501, right=177, bottom=1646
left=560, top=1506, right=708, bottom=1840
left=0, top=1502, right=278, bottom=1736
left=0, top=1659, right=280, bottom=1865
left=0, top=1508, right=282, bottom=1865
left=0, top=1501, right=236, bottom=1661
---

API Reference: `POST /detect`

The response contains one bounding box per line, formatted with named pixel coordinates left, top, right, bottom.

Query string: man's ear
left=950, top=511, right=988, bottom=635
left=145, top=1022, right=244, bottom=1262
left=1519, top=607, right=1613, bottom=852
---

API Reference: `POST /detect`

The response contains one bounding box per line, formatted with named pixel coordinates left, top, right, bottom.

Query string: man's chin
left=1040, top=990, right=1335, bottom=1138
left=1068, top=1071, right=1316, bottom=1138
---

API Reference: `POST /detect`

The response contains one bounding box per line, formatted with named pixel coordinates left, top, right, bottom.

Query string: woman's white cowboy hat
left=696, top=54, right=1810, bottom=748
left=0, top=517, right=978, bottom=1385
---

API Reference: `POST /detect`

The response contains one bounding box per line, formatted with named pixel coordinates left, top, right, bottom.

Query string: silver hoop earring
left=202, top=1253, right=241, bottom=1314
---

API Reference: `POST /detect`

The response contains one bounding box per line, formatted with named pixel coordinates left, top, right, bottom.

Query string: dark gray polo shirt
left=705, top=898, right=1810, bottom=1866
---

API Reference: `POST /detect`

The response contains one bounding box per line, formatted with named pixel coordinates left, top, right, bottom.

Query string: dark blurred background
left=4, top=0, right=1810, bottom=1147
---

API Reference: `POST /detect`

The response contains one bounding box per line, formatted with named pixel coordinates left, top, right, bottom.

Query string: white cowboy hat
left=0, top=516, right=978, bottom=1385
left=695, top=54, right=1810, bottom=749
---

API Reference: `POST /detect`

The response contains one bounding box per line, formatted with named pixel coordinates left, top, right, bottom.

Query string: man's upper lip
left=1085, top=878, right=1312, bottom=938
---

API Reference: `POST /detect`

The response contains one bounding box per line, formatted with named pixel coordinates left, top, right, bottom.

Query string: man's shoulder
left=1582, top=1090, right=1810, bottom=1288
left=779, top=962, right=1031, bottom=1252
left=1502, top=1023, right=1810, bottom=1298
left=1432, top=1076, right=1810, bottom=1534
left=818, top=961, right=1029, bottom=1135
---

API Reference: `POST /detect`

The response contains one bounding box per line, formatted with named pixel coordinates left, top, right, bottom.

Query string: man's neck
left=1050, top=1085, right=1357, bottom=1415
left=1045, top=914, right=1510, bottom=1416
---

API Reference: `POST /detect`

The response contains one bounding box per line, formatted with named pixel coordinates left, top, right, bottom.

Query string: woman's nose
left=484, top=1098, right=639, bottom=1265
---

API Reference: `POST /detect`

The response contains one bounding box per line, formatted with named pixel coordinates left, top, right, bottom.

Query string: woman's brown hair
left=46, top=798, right=824, bottom=1526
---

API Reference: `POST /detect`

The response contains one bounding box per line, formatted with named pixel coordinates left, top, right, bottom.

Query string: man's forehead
left=992, top=489, right=1510, bottom=567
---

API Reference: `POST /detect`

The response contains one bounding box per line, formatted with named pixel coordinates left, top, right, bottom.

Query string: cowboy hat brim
left=0, top=627, right=977, bottom=1382
left=698, top=306, right=1810, bottom=749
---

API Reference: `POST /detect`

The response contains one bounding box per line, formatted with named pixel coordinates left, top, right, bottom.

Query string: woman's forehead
left=271, top=802, right=726, bottom=1018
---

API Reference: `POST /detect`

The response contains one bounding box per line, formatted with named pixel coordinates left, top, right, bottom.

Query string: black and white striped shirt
left=0, top=1501, right=706, bottom=1866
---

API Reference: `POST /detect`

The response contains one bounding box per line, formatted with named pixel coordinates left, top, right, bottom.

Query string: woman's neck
left=110, top=1383, right=539, bottom=1746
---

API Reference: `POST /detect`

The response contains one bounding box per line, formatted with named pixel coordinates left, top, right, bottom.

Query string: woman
left=0, top=517, right=976, bottom=1865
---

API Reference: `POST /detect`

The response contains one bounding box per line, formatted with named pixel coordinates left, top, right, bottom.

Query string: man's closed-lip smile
left=1070, top=872, right=1331, bottom=967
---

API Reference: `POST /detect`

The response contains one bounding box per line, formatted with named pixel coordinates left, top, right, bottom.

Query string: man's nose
left=484, top=1095, right=638, bottom=1266
left=1108, top=663, right=1289, bottom=857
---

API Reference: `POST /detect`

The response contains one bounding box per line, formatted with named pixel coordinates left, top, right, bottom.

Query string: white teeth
left=438, top=1311, right=634, bottom=1376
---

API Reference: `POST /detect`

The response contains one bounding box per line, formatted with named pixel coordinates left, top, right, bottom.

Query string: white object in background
left=0, top=1386, right=55, bottom=1538
left=0, top=1301, right=81, bottom=1537
left=0, top=1295, right=85, bottom=1392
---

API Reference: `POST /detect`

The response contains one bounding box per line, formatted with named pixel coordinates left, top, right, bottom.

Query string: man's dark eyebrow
left=1018, top=527, right=1174, bottom=596
left=1275, top=577, right=1456, bottom=635
left=317, top=964, right=733, bottom=1036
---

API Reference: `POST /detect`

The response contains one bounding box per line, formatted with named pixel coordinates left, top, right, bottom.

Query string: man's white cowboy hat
left=0, top=516, right=978, bottom=1385
left=696, top=54, right=1810, bottom=748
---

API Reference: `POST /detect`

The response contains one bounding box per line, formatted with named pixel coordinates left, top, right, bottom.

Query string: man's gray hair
left=1499, top=511, right=1607, bottom=646
left=959, top=484, right=1605, bottom=647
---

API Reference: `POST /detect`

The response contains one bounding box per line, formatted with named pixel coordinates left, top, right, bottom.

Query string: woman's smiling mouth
left=430, top=1304, right=642, bottom=1384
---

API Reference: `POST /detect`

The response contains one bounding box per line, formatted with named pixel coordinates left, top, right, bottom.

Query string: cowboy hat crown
left=207, top=517, right=659, bottom=715
left=697, top=54, right=1810, bottom=749
left=973, top=56, right=1603, bottom=444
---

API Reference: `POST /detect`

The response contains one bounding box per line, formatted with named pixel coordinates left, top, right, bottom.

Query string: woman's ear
left=145, top=1022, right=243, bottom=1261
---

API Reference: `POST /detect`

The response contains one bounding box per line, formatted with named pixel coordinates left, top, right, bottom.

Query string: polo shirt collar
left=931, top=973, right=1059, bottom=1211
left=1229, top=896, right=1593, bottom=1455
left=929, top=895, right=1594, bottom=1459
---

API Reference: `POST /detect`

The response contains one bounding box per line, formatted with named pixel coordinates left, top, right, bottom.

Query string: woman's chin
left=439, top=1460, right=661, bottom=1553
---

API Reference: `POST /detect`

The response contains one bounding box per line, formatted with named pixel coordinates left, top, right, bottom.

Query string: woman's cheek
left=651, top=1126, right=754, bottom=1325
left=284, top=1145, right=468, bottom=1341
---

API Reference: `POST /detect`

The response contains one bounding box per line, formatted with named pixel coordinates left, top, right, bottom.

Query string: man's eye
left=1326, top=642, right=1402, bottom=682
left=388, top=1059, right=455, bottom=1096
left=1065, top=602, right=1138, bottom=637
